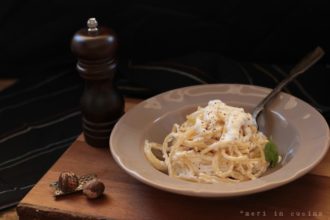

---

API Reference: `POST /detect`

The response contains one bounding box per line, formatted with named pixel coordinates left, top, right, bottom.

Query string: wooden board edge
left=16, top=203, right=111, bottom=220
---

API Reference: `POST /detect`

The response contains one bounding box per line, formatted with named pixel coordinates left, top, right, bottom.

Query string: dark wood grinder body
left=71, top=18, right=124, bottom=148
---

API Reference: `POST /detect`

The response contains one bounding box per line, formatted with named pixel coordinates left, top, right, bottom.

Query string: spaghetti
left=144, top=100, right=273, bottom=183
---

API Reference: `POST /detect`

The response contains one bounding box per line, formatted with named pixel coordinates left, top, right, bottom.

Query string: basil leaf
left=264, top=140, right=279, bottom=168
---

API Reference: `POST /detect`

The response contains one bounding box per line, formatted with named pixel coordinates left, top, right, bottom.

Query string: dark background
left=0, top=0, right=329, bottom=77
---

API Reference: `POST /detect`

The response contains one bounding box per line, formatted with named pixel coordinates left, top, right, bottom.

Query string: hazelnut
left=58, top=171, right=79, bottom=193
left=83, top=179, right=105, bottom=199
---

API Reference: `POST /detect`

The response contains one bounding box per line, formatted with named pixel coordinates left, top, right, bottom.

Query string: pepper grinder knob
left=71, top=18, right=124, bottom=148
left=87, top=18, right=98, bottom=32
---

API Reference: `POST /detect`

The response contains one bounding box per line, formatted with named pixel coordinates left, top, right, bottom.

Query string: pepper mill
left=71, top=18, right=124, bottom=148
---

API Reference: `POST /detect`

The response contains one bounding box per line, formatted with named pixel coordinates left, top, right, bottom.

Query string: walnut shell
left=83, top=179, right=105, bottom=199
left=58, top=171, right=79, bottom=193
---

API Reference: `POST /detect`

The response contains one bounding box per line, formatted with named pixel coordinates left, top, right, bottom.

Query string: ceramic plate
left=110, top=84, right=330, bottom=197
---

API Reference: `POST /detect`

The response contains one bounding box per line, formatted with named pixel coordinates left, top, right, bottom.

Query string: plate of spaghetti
left=110, top=84, right=329, bottom=197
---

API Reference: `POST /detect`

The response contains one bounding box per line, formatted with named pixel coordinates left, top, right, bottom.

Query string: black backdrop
left=1, top=0, right=330, bottom=76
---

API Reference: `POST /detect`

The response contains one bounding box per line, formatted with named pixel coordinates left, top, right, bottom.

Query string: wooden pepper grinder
left=71, top=18, right=124, bottom=148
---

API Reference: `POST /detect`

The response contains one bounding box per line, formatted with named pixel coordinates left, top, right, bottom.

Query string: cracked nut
left=83, top=179, right=105, bottom=199
left=58, top=171, right=79, bottom=193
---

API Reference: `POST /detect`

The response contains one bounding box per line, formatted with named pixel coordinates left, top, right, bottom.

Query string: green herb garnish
left=264, top=139, right=279, bottom=168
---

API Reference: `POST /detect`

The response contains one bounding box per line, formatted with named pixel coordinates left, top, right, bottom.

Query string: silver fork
left=252, top=47, right=325, bottom=128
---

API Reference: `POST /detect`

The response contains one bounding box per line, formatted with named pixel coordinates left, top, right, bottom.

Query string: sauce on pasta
left=144, top=100, right=278, bottom=183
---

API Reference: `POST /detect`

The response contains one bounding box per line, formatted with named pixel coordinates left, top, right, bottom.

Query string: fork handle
left=252, top=47, right=325, bottom=122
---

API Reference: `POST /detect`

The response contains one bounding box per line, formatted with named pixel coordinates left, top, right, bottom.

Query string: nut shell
left=58, top=171, right=79, bottom=193
left=83, top=179, right=105, bottom=199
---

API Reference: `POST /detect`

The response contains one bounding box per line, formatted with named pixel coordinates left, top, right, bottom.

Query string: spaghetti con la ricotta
left=144, top=100, right=274, bottom=183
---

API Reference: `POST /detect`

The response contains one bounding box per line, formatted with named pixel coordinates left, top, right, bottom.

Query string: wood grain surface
left=15, top=98, right=330, bottom=220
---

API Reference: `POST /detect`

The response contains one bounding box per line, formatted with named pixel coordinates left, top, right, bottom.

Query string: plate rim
left=110, top=83, right=330, bottom=197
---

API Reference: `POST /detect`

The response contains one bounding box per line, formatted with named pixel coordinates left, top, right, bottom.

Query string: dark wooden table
left=16, top=98, right=330, bottom=220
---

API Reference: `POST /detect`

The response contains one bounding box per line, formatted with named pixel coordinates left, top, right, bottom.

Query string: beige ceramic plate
left=110, top=84, right=330, bottom=197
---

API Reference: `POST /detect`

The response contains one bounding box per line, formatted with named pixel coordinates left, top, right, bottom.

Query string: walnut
left=83, top=179, right=105, bottom=199
left=58, top=171, right=79, bottom=193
